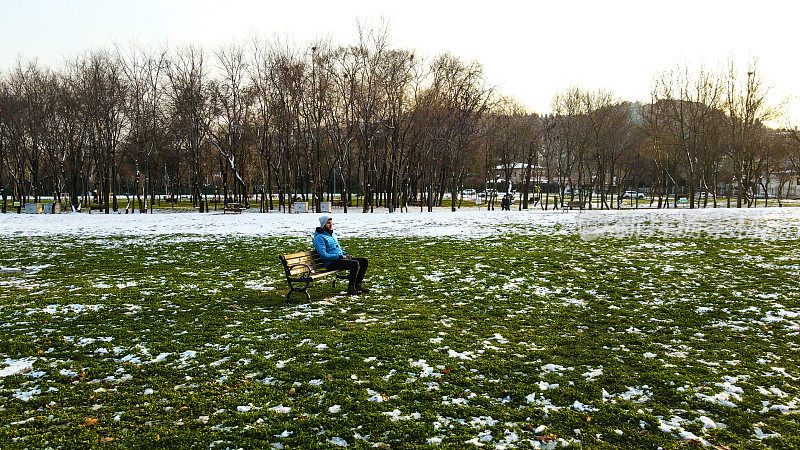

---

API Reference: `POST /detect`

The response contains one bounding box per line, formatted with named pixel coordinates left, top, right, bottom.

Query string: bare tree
left=119, top=43, right=169, bottom=212
left=351, top=23, right=390, bottom=213
left=209, top=42, right=252, bottom=206
left=428, top=54, right=493, bottom=212
left=723, top=60, right=777, bottom=207
left=78, top=51, right=127, bottom=213
left=652, top=66, right=723, bottom=208
left=551, top=87, right=588, bottom=208
left=167, top=45, right=210, bottom=211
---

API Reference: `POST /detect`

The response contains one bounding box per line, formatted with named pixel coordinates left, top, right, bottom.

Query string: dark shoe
left=356, top=285, right=371, bottom=294
left=346, top=286, right=361, bottom=296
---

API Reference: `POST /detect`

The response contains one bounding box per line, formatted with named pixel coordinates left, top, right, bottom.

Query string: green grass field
left=1, top=231, right=799, bottom=448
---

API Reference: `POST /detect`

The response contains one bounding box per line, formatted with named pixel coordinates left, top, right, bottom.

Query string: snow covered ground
left=2, top=207, right=800, bottom=447
left=1, top=207, right=799, bottom=240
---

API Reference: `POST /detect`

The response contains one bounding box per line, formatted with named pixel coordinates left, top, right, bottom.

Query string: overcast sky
left=1, top=0, right=798, bottom=122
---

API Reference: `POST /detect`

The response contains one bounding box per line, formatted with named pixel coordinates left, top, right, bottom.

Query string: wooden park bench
left=279, top=250, right=349, bottom=302
left=223, top=203, right=244, bottom=214
left=565, top=200, right=587, bottom=210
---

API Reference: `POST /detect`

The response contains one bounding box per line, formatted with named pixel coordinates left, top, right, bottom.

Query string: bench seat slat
left=309, top=270, right=340, bottom=279
left=290, top=265, right=326, bottom=276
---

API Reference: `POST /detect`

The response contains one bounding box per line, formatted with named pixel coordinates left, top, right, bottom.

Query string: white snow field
left=1, top=207, right=799, bottom=240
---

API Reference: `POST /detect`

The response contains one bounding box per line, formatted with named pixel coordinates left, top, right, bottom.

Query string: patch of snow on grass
left=1, top=357, right=36, bottom=377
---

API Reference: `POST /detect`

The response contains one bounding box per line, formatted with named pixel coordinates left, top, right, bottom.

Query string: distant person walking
left=313, top=216, right=370, bottom=295
left=501, top=194, right=511, bottom=211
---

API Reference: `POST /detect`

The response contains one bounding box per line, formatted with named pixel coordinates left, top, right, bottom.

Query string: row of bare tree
left=493, top=63, right=799, bottom=210
left=1, top=28, right=798, bottom=214
left=0, top=26, right=495, bottom=214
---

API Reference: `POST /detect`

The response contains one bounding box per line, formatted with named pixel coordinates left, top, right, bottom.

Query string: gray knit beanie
left=319, top=215, right=330, bottom=228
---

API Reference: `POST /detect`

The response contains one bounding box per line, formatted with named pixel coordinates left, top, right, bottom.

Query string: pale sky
left=1, top=0, right=799, bottom=123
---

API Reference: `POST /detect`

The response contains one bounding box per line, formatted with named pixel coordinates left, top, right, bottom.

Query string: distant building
left=758, top=171, right=800, bottom=199
left=493, top=163, right=548, bottom=187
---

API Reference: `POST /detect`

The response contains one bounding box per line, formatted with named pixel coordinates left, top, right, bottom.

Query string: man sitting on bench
left=313, top=216, right=370, bottom=295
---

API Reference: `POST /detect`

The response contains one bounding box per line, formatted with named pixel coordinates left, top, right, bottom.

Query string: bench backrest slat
left=281, top=250, right=331, bottom=277
left=283, top=250, right=316, bottom=260
left=285, top=255, right=317, bottom=264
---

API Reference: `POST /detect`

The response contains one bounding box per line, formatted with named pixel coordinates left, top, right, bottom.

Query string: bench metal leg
left=286, top=287, right=311, bottom=302
left=285, top=276, right=311, bottom=303
left=282, top=269, right=348, bottom=303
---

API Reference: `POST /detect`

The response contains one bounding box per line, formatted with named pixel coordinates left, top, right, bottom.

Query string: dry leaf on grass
left=534, top=434, right=557, bottom=442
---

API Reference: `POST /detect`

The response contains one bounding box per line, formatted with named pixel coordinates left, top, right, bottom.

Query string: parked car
left=478, top=189, right=498, bottom=199
left=694, top=191, right=709, bottom=199
left=461, top=188, right=476, bottom=196
left=621, top=191, right=645, bottom=200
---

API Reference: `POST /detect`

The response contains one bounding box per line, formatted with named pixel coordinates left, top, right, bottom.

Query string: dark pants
left=327, top=256, right=368, bottom=287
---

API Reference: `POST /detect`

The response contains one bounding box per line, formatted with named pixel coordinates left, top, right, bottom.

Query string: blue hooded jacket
left=313, top=227, right=347, bottom=268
